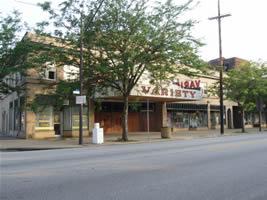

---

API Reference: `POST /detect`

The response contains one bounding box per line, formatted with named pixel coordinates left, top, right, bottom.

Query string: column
left=25, top=110, right=36, bottom=139
left=207, top=101, right=211, bottom=129
left=162, top=102, right=168, bottom=127
left=88, top=99, right=95, bottom=135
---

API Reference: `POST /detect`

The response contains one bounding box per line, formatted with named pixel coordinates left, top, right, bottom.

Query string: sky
left=1, top=0, right=267, bottom=62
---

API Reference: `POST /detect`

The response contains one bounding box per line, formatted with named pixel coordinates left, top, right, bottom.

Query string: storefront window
left=14, top=99, right=20, bottom=130
left=63, top=106, right=88, bottom=130
left=63, top=107, right=72, bottom=130
left=9, top=102, right=13, bottom=131
left=36, top=107, right=53, bottom=128
left=211, top=111, right=220, bottom=126
left=20, top=97, right=25, bottom=131
left=244, top=113, right=252, bottom=125
left=71, top=107, right=88, bottom=130
left=169, top=111, right=208, bottom=128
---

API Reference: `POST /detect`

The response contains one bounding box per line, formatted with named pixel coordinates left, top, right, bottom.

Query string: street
left=1, top=134, right=267, bottom=200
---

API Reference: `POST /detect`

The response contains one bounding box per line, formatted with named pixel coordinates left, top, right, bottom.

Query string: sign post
left=76, top=95, right=86, bottom=145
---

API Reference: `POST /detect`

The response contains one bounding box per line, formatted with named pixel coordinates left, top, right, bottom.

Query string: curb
left=1, top=131, right=266, bottom=152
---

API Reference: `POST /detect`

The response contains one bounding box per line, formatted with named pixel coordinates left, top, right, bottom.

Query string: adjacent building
left=209, top=57, right=267, bottom=128
left=209, top=57, right=249, bottom=71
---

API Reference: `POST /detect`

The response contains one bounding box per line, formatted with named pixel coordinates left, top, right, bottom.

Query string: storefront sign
left=138, top=86, right=201, bottom=99
left=97, top=78, right=203, bottom=100
left=173, top=80, right=201, bottom=89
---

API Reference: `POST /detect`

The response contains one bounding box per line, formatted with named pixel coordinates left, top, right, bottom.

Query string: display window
left=36, top=106, right=53, bottom=129
left=63, top=106, right=88, bottom=130
left=169, top=111, right=208, bottom=128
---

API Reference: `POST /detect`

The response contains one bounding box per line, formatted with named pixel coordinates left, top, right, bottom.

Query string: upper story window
left=44, top=62, right=56, bottom=81
left=48, top=70, right=56, bottom=80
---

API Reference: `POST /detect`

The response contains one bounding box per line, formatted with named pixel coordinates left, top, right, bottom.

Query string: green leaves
left=223, top=62, right=267, bottom=111
left=86, top=0, right=204, bottom=95
left=35, top=0, right=205, bottom=99
left=0, top=10, right=25, bottom=96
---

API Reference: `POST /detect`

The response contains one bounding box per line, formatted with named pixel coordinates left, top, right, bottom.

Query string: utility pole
left=79, top=10, right=84, bottom=145
left=209, top=0, right=231, bottom=135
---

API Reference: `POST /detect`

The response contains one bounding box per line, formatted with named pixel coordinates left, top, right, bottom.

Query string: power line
left=14, top=0, right=38, bottom=7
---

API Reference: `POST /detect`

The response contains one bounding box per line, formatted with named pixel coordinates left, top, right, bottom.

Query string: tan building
left=209, top=57, right=249, bottom=71
left=209, top=57, right=267, bottom=128
left=0, top=33, right=238, bottom=139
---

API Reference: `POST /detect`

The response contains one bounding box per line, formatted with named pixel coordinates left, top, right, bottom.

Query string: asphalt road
left=1, top=134, right=267, bottom=200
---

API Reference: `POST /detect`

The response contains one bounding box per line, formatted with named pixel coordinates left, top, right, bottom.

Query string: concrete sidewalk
left=1, top=128, right=266, bottom=151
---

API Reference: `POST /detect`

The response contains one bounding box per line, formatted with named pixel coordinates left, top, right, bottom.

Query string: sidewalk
left=1, top=128, right=266, bottom=151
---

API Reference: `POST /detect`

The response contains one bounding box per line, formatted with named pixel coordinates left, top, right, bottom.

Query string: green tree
left=0, top=10, right=25, bottom=96
left=37, top=0, right=205, bottom=141
left=0, top=11, right=55, bottom=98
left=36, top=0, right=105, bottom=99
left=85, top=0, right=204, bottom=141
left=223, top=62, right=267, bottom=132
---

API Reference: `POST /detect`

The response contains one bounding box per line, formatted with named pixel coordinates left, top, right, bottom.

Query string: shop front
left=95, top=102, right=162, bottom=133
left=167, top=103, right=208, bottom=130
left=95, top=78, right=203, bottom=134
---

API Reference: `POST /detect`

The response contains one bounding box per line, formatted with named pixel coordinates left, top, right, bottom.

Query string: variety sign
left=132, top=80, right=203, bottom=100
left=173, top=80, right=201, bottom=89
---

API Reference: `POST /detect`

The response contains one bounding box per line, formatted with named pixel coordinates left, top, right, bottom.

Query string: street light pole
left=209, top=0, right=231, bottom=135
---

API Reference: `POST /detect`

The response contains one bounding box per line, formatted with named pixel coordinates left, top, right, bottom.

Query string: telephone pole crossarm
left=208, top=14, right=231, bottom=21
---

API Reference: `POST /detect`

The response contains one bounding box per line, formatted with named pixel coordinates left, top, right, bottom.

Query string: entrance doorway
left=54, top=112, right=61, bottom=135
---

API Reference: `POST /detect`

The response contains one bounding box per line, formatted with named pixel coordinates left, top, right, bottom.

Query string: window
left=9, top=102, right=13, bottom=131
left=48, top=71, right=55, bottom=80
left=72, top=107, right=88, bottom=129
left=20, top=97, right=25, bottom=131
left=45, top=68, right=56, bottom=80
left=63, top=106, right=88, bottom=131
left=43, top=62, right=56, bottom=80
left=169, top=111, right=208, bottom=128
left=1, top=111, right=7, bottom=133
left=63, top=107, right=72, bottom=130
left=14, top=99, right=20, bottom=130
left=36, top=107, right=53, bottom=129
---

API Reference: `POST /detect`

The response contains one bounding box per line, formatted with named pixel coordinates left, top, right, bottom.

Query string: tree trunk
left=122, top=95, right=129, bottom=141
left=240, top=107, right=245, bottom=133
